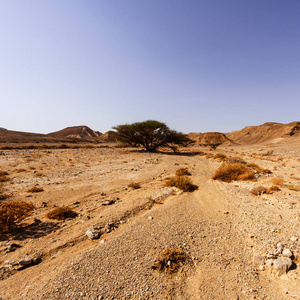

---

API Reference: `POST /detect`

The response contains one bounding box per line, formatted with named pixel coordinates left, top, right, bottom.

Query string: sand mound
left=227, top=121, right=300, bottom=144
left=188, top=132, right=235, bottom=145
left=48, top=126, right=102, bottom=140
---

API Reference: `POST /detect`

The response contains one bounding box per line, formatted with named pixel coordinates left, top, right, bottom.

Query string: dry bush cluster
left=270, top=178, right=285, bottom=186
left=152, top=247, right=186, bottom=274
left=0, top=171, right=10, bottom=183
left=165, top=176, right=197, bottom=192
left=27, top=187, right=44, bottom=193
left=175, top=168, right=191, bottom=176
left=213, top=153, right=227, bottom=161
left=247, top=163, right=272, bottom=174
left=0, top=201, right=35, bottom=233
left=128, top=182, right=141, bottom=189
left=46, top=207, right=78, bottom=220
left=212, top=163, right=255, bottom=183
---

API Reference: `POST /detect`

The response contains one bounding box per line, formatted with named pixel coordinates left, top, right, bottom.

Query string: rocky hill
left=96, top=131, right=119, bottom=143
left=188, top=132, right=235, bottom=145
left=227, top=121, right=300, bottom=144
left=48, top=126, right=102, bottom=140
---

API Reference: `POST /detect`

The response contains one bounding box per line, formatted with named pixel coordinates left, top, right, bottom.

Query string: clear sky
left=1, top=0, right=299, bottom=134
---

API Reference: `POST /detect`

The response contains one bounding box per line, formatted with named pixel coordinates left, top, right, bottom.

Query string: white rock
left=18, top=257, right=32, bottom=266
left=85, top=229, right=99, bottom=240
left=148, top=216, right=153, bottom=220
left=273, top=257, right=292, bottom=276
left=282, top=249, right=293, bottom=258
left=265, top=259, right=274, bottom=266
left=277, top=242, right=283, bottom=253
left=291, top=236, right=298, bottom=242
left=253, top=255, right=264, bottom=266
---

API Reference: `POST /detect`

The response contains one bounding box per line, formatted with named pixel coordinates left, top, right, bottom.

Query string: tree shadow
left=158, top=151, right=202, bottom=156
left=0, top=219, right=61, bottom=242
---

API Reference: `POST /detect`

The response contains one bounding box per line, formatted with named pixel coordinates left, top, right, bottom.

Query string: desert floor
left=1, top=141, right=300, bottom=299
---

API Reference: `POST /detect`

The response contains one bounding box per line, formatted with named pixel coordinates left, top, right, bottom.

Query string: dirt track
left=1, top=145, right=300, bottom=299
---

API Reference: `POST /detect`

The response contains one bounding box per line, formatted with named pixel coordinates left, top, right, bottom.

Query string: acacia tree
left=113, top=120, right=192, bottom=152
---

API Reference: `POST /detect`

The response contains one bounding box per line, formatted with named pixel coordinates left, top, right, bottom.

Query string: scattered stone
left=282, top=249, right=293, bottom=258
left=291, top=236, right=298, bottom=242
left=85, top=229, right=99, bottom=240
left=276, top=242, right=283, bottom=253
left=265, top=259, right=274, bottom=266
left=99, top=239, right=106, bottom=244
left=73, top=201, right=80, bottom=205
left=259, top=265, right=265, bottom=271
left=5, top=243, right=22, bottom=252
left=18, top=257, right=32, bottom=266
left=253, top=255, right=264, bottom=266
left=148, top=216, right=153, bottom=220
left=273, top=257, right=292, bottom=276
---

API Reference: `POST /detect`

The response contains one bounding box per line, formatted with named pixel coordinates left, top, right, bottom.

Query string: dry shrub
left=46, top=207, right=78, bottom=220
left=128, top=182, right=141, bottom=189
left=165, top=176, right=197, bottom=192
left=205, top=153, right=213, bottom=159
left=152, top=247, right=186, bottom=274
left=247, top=163, right=272, bottom=174
left=227, top=157, right=247, bottom=164
left=270, top=178, right=284, bottom=186
left=175, top=168, right=191, bottom=176
left=0, top=171, right=10, bottom=182
left=16, top=168, right=26, bottom=173
left=250, top=186, right=268, bottom=196
left=0, top=201, right=35, bottom=233
left=213, top=153, right=227, bottom=161
left=268, top=185, right=281, bottom=193
left=212, top=163, right=255, bottom=183
left=286, top=184, right=300, bottom=192
left=27, top=187, right=44, bottom=193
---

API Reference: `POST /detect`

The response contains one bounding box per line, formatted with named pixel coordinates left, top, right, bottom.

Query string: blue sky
left=1, top=0, right=299, bottom=134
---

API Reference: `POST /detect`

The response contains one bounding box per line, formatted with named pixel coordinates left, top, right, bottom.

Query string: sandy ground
left=1, top=142, right=300, bottom=299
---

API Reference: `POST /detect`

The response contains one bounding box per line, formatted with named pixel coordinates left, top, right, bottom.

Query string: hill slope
left=188, top=132, right=235, bottom=145
left=227, top=121, right=300, bottom=144
left=48, top=126, right=102, bottom=140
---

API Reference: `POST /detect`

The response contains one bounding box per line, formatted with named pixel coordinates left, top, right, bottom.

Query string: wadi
left=1, top=121, right=300, bottom=300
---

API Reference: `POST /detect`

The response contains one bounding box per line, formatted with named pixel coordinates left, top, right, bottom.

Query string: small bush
left=175, top=168, right=191, bottom=176
left=247, top=163, right=272, bottom=174
left=46, top=207, right=78, bottom=220
left=152, top=247, right=186, bottom=274
left=270, top=178, right=284, bottom=186
left=227, top=157, right=247, bottom=164
left=27, top=187, right=44, bottom=193
left=213, top=153, right=227, bottom=161
left=165, top=176, right=197, bottom=192
left=0, top=201, right=35, bottom=233
left=0, top=172, right=10, bottom=182
left=128, top=182, right=141, bottom=189
left=250, top=186, right=268, bottom=196
left=16, top=168, right=26, bottom=173
left=268, top=185, right=281, bottom=193
left=286, top=184, right=300, bottom=192
left=212, top=163, right=255, bottom=183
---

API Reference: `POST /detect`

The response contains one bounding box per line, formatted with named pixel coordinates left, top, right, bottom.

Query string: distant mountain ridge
left=1, top=122, right=300, bottom=145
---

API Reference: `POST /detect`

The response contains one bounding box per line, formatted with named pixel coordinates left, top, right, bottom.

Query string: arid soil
left=1, top=141, right=300, bottom=299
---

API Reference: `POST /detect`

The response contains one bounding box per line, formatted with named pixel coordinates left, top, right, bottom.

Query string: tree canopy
left=113, top=120, right=192, bottom=152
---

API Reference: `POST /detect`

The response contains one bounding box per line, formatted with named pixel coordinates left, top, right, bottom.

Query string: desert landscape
left=1, top=122, right=300, bottom=299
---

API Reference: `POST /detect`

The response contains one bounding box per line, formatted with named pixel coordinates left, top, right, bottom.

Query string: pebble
left=291, top=236, right=298, bottom=242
